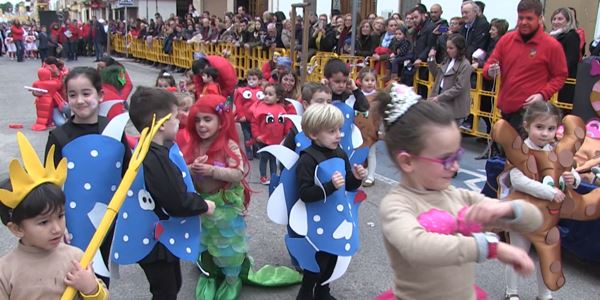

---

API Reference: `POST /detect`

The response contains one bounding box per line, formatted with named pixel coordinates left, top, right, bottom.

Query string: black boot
left=314, top=283, right=337, bottom=300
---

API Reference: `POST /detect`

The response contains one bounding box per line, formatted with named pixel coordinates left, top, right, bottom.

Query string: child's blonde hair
left=301, top=104, right=344, bottom=136
left=175, top=92, right=194, bottom=107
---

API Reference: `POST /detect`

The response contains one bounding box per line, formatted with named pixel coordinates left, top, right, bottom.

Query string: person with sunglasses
left=375, top=83, right=543, bottom=300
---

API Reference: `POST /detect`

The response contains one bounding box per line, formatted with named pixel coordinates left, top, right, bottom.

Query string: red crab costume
left=249, top=101, right=287, bottom=146
left=193, top=55, right=237, bottom=99
left=31, top=68, right=64, bottom=131
left=234, top=86, right=264, bottom=121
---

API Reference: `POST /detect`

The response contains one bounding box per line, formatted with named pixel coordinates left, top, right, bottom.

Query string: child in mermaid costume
left=183, top=94, right=301, bottom=300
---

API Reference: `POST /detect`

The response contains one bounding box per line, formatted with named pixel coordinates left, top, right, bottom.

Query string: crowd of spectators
left=0, top=1, right=590, bottom=92
left=0, top=16, right=108, bottom=62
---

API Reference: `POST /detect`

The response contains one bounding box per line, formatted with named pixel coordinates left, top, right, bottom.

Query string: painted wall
left=420, top=0, right=519, bottom=29
left=202, top=0, right=227, bottom=17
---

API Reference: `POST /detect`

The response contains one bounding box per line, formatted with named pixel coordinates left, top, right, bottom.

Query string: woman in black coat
left=550, top=7, right=581, bottom=104
left=355, top=20, right=377, bottom=57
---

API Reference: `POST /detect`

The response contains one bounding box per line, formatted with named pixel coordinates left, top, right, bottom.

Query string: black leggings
left=297, top=252, right=338, bottom=299
left=139, top=259, right=182, bottom=300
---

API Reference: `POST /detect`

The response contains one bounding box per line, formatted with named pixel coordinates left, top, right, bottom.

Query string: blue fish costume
left=60, top=113, right=130, bottom=278
left=111, top=144, right=203, bottom=264
left=261, top=99, right=368, bottom=284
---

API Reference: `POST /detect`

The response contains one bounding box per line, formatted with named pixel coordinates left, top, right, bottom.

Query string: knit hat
left=276, top=56, right=292, bottom=68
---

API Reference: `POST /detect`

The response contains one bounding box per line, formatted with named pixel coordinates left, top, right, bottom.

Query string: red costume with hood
left=31, top=68, right=64, bottom=131
left=249, top=101, right=287, bottom=146
left=234, top=86, right=264, bottom=121
left=193, top=55, right=237, bottom=99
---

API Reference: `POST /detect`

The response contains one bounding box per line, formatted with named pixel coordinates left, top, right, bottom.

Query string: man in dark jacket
left=411, top=6, right=436, bottom=64
left=410, top=5, right=436, bottom=98
left=460, top=0, right=490, bottom=60
left=91, top=17, right=107, bottom=61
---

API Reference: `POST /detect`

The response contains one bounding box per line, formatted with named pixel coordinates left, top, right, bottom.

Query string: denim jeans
left=258, top=143, right=277, bottom=177
left=94, top=40, right=104, bottom=60
left=68, top=41, right=77, bottom=60
left=38, top=48, right=48, bottom=62
left=14, top=40, right=24, bottom=61
left=240, top=121, right=257, bottom=156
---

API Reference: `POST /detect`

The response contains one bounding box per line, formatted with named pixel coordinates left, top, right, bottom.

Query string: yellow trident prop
left=61, top=114, right=171, bottom=300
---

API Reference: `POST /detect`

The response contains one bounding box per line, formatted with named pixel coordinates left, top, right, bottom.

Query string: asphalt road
left=0, top=56, right=598, bottom=299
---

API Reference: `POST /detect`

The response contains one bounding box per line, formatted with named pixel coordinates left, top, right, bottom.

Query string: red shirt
left=68, top=23, right=80, bottom=40
left=10, top=25, right=24, bottom=41
left=483, top=27, right=567, bottom=114
left=201, top=82, right=221, bottom=96
left=261, top=61, right=274, bottom=82
left=81, top=23, right=91, bottom=38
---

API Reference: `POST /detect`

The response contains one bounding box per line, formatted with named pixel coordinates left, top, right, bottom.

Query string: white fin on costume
left=321, top=256, right=352, bottom=285
left=257, top=145, right=299, bottom=170
left=88, top=202, right=110, bottom=277
left=285, top=98, right=304, bottom=115
left=87, top=202, right=107, bottom=232
left=93, top=248, right=110, bottom=277
left=351, top=124, right=363, bottom=148
left=283, top=114, right=303, bottom=133
left=267, top=183, right=288, bottom=225
left=345, top=94, right=356, bottom=108
left=101, top=112, right=129, bottom=140
left=99, top=100, right=126, bottom=118
left=289, top=200, right=308, bottom=236
left=314, top=165, right=327, bottom=202
left=332, top=220, right=353, bottom=240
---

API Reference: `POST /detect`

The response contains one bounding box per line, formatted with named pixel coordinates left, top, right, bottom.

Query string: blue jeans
left=14, top=40, right=24, bottom=61
left=240, top=121, right=257, bottom=157
left=39, top=48, right=48, bottom=62
left=62, top=42, right=70, bottom=59
left=94, top=40, right=104, bottom=60
left=68, top=41, right=77, bottom=60
left=258, top=143, right=277, bottom=177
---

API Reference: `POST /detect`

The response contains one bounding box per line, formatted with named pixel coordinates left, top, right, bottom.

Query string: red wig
left=183, top=94, right=252, bottom=208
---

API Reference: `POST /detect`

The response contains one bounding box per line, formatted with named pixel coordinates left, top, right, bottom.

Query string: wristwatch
left=484, top=232, right=499, bottom=259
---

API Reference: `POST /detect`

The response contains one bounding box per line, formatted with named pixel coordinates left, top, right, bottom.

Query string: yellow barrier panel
left=109, top=33, right=576, bottom=139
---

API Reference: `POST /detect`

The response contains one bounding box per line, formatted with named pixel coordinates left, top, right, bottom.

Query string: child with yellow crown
left=0, top=132, right=108, bottom=299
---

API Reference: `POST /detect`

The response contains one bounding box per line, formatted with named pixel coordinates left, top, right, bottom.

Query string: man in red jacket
left=483, top=0, right=567, bottom=134
left=80, top=21, right=91, bottom=56
left=65, top=19, right=80, bottom=60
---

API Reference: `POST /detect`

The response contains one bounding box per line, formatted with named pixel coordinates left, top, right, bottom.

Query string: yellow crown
left=0, top=132, right=67, bottom=209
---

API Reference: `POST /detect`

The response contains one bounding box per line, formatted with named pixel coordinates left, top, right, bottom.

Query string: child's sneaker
left=260, top=176, right=270, bottom=185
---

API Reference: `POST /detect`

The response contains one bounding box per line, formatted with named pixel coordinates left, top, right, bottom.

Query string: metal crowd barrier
left=109, top=33, right=576, bottom=140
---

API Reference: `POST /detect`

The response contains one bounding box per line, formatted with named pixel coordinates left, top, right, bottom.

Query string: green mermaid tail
left=195, top=185, right=302, bottom=300
left=200, top=185, right=247, bottom=279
